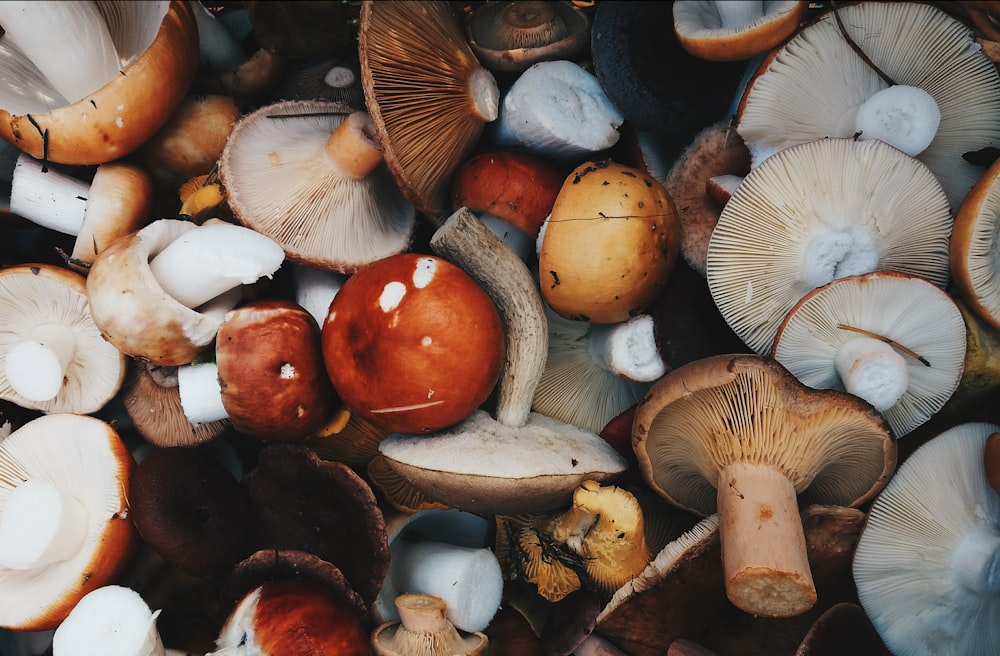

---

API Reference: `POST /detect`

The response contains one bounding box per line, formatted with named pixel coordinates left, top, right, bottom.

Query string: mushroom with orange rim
left=632, top=353, right=895, bottom=618
left=771, top=271, right=967, bottom=438
left=0, top=263, right=126, bottom=414
left=219, top=101, right=416, bottom=274
left=358, top=0, right=500, bottom=221
left=706, top=137, right=953, bottom=355
left=672, top=1, right=808, bottom=62
left=852, top=421, right=1000, bottom=656
left=0, top=1, right=200, bottom=166
left=734, top=0, right=1000, bottom=210
left=950, top=154, right=1000, bottom=331
left=0, top=413, right=138, bottom=631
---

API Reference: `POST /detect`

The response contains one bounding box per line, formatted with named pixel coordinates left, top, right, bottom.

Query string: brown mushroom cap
left=673, top=1, right=808, bottom=62
left=539, top=160, right=681, bottom=324
left=633, top=354, right=895, bottom=617
left=950, top=155, right=1000, bottom=331
left=0, top=1, right=199, bottom=165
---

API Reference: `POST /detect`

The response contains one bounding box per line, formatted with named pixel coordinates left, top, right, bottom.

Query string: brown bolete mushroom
left=633, top=353, right=895, bottom=618
left=0, top=263, right=125, bottom=414
left=0, top=1, right=199, bottom=165
left=378, top=209, right=627, bottom=515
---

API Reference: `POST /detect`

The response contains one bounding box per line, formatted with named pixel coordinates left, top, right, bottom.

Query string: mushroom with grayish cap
left=378, top=208, right=626, bottom=516
left=0, top=414, right=138, bottom=631
left=358, top=0, right=499, bottom=221
left=771, top=271, right=967, bottom=438
left=853, top=421, right=1000, bottom=656
left=735, top=1, right=1000, bottom=209
left=0, top=263, right=125, bottom=414
left=706, top=137, right=952, bottom=354
left=219, top=101, right=415, bottom=273
left=632, top=354, right=895, bottom=618
left=672, top=1, right=808, bottom=62
left=950, top=155, right=1000, bottom=331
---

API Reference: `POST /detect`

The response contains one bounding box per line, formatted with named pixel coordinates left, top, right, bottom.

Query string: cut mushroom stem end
left=177, top=361, right=227, bottom=426
left=834, top=336, right=909, bottom=412
left=855, top=84, right=941, bottom=157
left=4, top=324, right=77, bottom=402
left=52, top=585, right=164, bottom=656
left=717, top=461, right=816, bottom=618
left=0, top=478, right=88, bottom=570
left=588, top=315, right=666, bottom=382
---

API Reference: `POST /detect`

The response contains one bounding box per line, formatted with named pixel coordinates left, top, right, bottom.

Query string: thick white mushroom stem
left=386, top=594, right=479, bottom=655
left=0, top=1, right=119, bottom=104
left=834, top=336, right=909, bottom=412
left=468, top=67, right=500, bottom=123
left=716, top=461, right=816, bottom=618
left=714, top=1, right=765, bottom=27
left=0, top=478, right=88, bottom=570
left=389, top=540, right=503, bottom=633
left=855, top=85, right=941, bottom=157
left=325, top=111, right=385, bottom=179
left=430, top=207, right=548, bottom=428
left=951, top=524, right=1000, bottom=595
left=176, top=362, right=227, bottom=426
left=588, top=315, right=666, bottom=382
left=147, top=222, right=285, bottom=309
left=4, top=324, right=76, bottom=402
left=9, top=154, right=90, bottom=236
left=51, top=585, right=165, bottom=656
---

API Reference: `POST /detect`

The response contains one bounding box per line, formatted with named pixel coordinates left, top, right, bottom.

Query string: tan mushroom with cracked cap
left=632, top=353, right=896, bottom=618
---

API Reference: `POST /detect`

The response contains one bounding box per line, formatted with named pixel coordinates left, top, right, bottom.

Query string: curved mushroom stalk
left=0, top=479, right=88, bottom=570
left=51, top=585, right=164, bottom=656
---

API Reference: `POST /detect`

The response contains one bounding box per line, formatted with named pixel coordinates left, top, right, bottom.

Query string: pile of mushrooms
left=2, top=1, right=1000, bottom=654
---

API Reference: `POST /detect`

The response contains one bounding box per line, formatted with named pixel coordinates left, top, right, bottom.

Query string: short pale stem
left=951, top=524, right=1000, bottom=594
left=715, top=0, right=764, bottom=28
left=468, top=67, right=500, bottom=123
left=395, top=594, right=452, bottom=634
left=52, top=585, right=165, bottom=656
left=177, top=362, right=227, bottom=425
left=834, top=335, right=909, bottom=412
left=587, top=315, right=665, bottom=382
left=9, top=154, right=89, bottom=236
left=4, top=323, right=77, bottom=402
left=324, top=65, right=356, bottom=89
left=324, top=111, right=384, bottom=179
left=717, top=461, right=816, bottom=617
left=0, top=478, right=88, bottom=570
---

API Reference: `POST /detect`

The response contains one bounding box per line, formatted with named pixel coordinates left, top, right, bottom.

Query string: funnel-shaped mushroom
left=853, top=421, right=1000, bottom=656
left=633, top=354, right=895, bottom=618
left=0, top=263, right=125, bottom=414
left=0, top=414, right=138, bottom=630
left=220, top=101, right=415, bottom=273
left=772, top=271, right=967, bottom=437
left=378, top=209, right=627, bottom=516
left=359, top=0, right=500, bottom=220
left=0, top=1, right=199, bottom=165
left=706, top=137, right=952, bottom=354
left=735, top=1, right=1000, bottom=209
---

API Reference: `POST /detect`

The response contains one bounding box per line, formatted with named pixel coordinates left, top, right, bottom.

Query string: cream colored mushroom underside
left=961, top=181, right=1000, bottom=323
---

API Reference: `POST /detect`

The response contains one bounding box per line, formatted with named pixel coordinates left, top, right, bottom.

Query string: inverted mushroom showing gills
left=706, top=137, right=952, bottom=354
left=735, top=1, right=1000, bottom=209
left=633, top=354, right=895, bottom=618
left=672, top=1, right=808, bottom=62
left=219, top=101, right=416, bottom=273
left=853, top=422, right=1000, bottom=656
left=0, top=1, right=200, bottom=165
left=950, top=156, right=1000, bottom=331
left=0, top=413, right=138, bottom=631
left=359, top=0, right=500, bottom=220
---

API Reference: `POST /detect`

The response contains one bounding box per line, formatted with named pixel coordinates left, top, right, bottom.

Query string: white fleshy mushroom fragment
left=292, top=264, right=346, bottom=327
left=0, top=479, right=88, bottom=570
left=176, top=362, right=226, bottom=426
left=148, top=222, right=285, bottom=309
left=4, top=325, right=76, bottom=402
left=833, top=337, right=909, bottom=412
left=52, top=585, right=164, bottom=656
left=494, top=60, right=624, bottom=160
left=854, top=85, right=941, bottom=157
left=388, top=540, right=503, bottom=633
left=8, top=156, right=89, bottom=236
left=588, top=315, right=666, bottom=382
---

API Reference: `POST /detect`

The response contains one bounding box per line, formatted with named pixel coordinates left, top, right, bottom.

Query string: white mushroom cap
left=706, top=137, right=952, bottom=354
left=0, top=264, right=125, bottom=414
left=735, top=1, right=1000, bottom=209
left=853, top=421, right=1000, bottom=656
left=772, top=271, right=967, bottom=437
left=220, top=100, right=415, bottom=273
left=0, top=414, right=137, bottom=631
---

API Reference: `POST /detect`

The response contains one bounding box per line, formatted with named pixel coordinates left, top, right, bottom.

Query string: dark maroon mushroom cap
left=129, top=446, right=253, bottom=579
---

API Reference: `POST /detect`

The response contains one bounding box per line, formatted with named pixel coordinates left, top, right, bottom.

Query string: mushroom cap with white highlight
left=673, top=0, right=808, bottom=62
left=706, top=137, right=952, bottom=354
left=853, top=421, right=1000, bottom=656
left=772, top=271, right=967, bottom=437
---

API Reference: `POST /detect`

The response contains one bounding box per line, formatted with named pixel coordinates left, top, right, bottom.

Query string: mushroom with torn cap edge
left=853, top=421, right=1000, bottom=656
left=0, top=413, right=138, bottom=631
left=705, top=137, right=953, bottom=355
left=672, top=1, right=808, bottom=62
left=219, top=101, right=416, bottom=273
left=771, top=271, right=967, bottom=438
left=86, top=218, right=285, bottom=366
left=632, top=353, right=896, bottom=618
left=378, top=208, right=627, bottom=516
left=359, top=0, right=500, bottom=220
left=0, top=1, right=200, bottom=166
left=0, top=263, right=125, bottom=414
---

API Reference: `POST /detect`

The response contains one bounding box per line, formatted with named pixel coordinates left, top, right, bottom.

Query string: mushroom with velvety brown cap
left=465, top=1, right=591, bottom=74
left=219, top=101, right=416, bottom=273
left=950, top=155, right=1000, bottom=331
left=0, top=1, right=199, bottom=166
left=673, top=1, right=808, bottom=62
left=359, top=0, right=500, bottom=220
left=633, top=353, right=895, bottom=618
